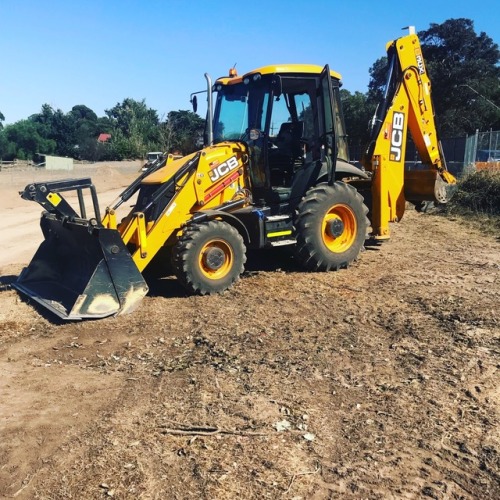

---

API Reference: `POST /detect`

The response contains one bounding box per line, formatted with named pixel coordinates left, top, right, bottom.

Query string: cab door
left=319, top=65, right=338, bottom=185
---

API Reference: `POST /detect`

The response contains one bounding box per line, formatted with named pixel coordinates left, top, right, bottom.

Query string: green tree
left=27, top=103, right=104, bottom=160
left=0, top=130, right=16, bottom=160
left=38, top=105, right=73, bottom=155
left=105, top=98, right=160, bottom=158
left=161, top=110, right=204, bottom=155
left=366, top=57, right=390, bottom=106
left=367, top=19, right=500, bottom=137
left=3, top=120, right=56, bottom=160
left=419, top=18, right=500, bottom=135
left=0, top=112, right=7, bottom=158
left=68, top=105, right=99, bottom=159
left=341, top=89, right=375, bottom=153
left=70, top=104, right=98, bottom=122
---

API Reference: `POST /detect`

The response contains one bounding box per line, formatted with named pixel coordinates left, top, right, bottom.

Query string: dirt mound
left=85, top=162, right=140, bottom=191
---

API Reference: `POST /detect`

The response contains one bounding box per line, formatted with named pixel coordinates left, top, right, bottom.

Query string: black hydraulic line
left=363, top=49, right=399, bottom=163
left=143, top=153, right=201, bottom=213
left=369, top=51, right=397, bottom=143
left=190, top=197, right=247, bottom=224
left=111, top=156, right=168, bottom=210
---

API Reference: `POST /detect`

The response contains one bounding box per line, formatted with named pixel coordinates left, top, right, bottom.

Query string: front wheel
left=172, top=220, right=246, bottom=295
left=295, top=182, right=369, bottom=271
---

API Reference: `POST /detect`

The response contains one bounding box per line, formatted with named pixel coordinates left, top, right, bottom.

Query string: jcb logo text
left=415, top=51, right=426, bottom=75
left=209, top=156, right=239, bottom=182
left=390, top=112, right=405, bottom=162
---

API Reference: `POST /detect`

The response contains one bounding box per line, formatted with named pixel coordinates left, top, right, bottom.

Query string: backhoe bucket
left=404, top=169, right=454, bottom=204
left=13, top=215, right=148, bottom=320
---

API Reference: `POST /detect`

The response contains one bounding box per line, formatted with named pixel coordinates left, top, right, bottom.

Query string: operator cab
left=212, top=65, right=349, bottom=208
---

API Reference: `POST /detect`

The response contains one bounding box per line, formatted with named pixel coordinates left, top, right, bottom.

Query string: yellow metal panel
left=47, top=192, right=62, bottom=207
left=102, top=209, right=117, bottom=229
left=193, top=143, right=248, bottom=207
left=136, top=212, right=148, bottom=259
left=142, top=152, right=197, bottom=184
left=216, top=64, right=342, bottom=85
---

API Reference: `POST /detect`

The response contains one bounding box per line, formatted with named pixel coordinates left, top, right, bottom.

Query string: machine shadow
left=0, top=274, right=18, bottom=288
left=244, top=247, right=302, bottom=273
left=3, top=241, right=381, bottom=323
left=144, top=240, right=384, bottom=298
left=143, top=246, right=302, bottom=299
left=1, top=273, right=69, bottom=325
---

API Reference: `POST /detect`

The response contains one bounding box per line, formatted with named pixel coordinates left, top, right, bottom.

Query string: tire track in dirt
left=0, top=164, right=498, bottom=498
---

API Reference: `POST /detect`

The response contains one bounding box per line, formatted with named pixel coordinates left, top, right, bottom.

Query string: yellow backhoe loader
left=14, top=27, right=456, bottom=320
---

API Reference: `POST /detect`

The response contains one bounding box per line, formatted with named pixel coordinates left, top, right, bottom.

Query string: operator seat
left=275, top=121, right=303, bottom=158
left=270, top=121, right=304, bottom=186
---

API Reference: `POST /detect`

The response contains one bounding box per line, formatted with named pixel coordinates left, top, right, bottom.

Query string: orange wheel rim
left=322, top=204, right=357, bottom=253
left=199, top=239, right=233, bottom=280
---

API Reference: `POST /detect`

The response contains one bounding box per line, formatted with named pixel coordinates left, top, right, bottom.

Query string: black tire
left=172, top=220, right=246, bottom=295
left=295, top=182, right=369, bottom=271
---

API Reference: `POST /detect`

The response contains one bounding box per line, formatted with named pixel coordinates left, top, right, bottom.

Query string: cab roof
left=215, top=64, right=342, bottom=85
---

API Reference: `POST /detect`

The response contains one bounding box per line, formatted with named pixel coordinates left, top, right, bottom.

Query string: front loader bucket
left=13, top=215, right=148, bottom=320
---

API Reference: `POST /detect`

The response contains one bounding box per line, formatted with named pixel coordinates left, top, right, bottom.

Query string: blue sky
left=1, top=0, right=498, bottom=125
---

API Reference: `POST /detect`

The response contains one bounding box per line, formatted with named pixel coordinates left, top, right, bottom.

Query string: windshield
left=213, top=80, right=270, bottom=143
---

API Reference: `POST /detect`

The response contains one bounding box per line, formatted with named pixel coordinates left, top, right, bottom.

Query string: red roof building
left=97, top=133, right=111, bottom=143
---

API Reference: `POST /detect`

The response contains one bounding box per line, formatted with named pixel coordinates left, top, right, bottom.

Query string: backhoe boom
left=362, top=27, right=456, bottom=239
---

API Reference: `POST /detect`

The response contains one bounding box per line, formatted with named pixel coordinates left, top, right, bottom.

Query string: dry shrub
left=449, top=170, right=500, bottom=216
left=446, top=170, right=500, bottom=234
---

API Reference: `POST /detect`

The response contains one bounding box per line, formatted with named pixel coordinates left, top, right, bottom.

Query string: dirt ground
left=0, top=162, right=498, bottom=499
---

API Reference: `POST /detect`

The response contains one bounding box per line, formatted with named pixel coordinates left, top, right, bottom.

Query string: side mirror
left=271, top=75, right=282, bottom=96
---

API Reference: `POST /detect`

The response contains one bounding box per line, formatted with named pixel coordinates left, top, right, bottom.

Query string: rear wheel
left=172, top=220, right=246, bottom=295
left=295, top=182, right=369, bottom=271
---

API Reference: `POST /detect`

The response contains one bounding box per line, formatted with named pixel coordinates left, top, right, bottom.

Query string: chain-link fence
left=464, top=129, right=500, bottom=170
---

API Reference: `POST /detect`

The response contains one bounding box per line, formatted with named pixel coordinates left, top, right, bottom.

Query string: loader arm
left=362, top=28, right=456, bottom=239
left=117, top=153, right=202, bottom=270
left=111, top=143, right=251, bottom=273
